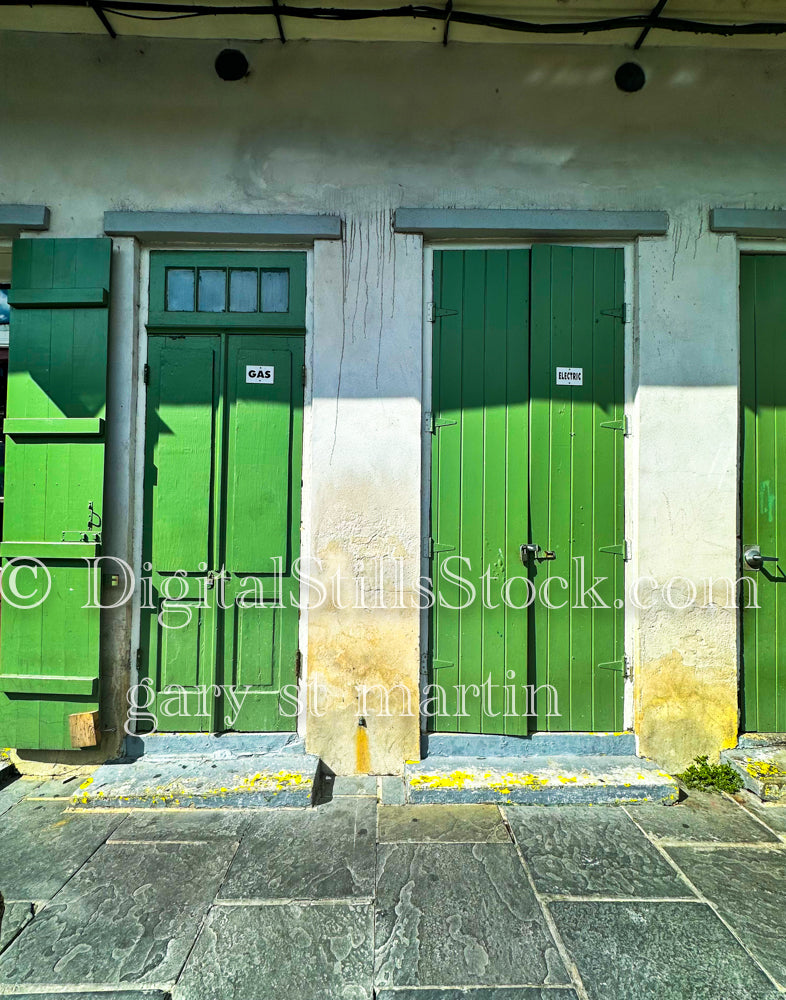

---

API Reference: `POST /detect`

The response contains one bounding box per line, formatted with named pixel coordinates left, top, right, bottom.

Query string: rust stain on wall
left=355, top=723, right=372, bottom=773
left=306, top=604, right=420, bottom=775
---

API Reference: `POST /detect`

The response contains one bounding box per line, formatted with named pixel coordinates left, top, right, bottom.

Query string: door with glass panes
left=140, top=253, right=305, bottom=733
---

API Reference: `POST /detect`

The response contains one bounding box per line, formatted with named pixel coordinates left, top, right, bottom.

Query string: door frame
left=419, top=240, right=637, bottom=736
left=129, top=244, right=315, bottom=740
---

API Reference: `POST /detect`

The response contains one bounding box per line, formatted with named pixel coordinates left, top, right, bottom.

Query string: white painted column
left=634, top=210, right=739, bottom=770
left=306, top=216, right=423, bottom=774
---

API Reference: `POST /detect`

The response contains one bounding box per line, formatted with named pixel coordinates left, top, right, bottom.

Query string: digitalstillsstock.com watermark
left=0, top=554, right=760, bottom=618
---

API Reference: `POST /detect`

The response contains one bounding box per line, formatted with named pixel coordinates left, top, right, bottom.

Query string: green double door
left=429, top=246, right=626, bottom=735
left=141, top=332, right=303, bottom=732
left=741, top=254, right=786, bottom=733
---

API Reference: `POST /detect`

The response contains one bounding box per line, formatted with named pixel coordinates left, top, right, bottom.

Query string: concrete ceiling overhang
left=2, top=0, right=786, bottom=46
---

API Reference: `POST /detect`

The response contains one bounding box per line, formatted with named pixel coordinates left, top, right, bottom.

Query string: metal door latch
left=744, top=545, right=778, bottom=571
left=520, top=544, right=557, bottom=565
left=520, top=543, right=540, bottom=564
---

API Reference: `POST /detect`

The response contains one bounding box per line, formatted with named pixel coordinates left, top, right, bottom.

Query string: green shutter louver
left=0, top=238, right=112, bottom=750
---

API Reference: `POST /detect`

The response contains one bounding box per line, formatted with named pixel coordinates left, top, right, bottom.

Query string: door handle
left=744, top=545, right=778, bottom=571
left=206, top=570, right=216, bottom=589
left=520, top=544, right=557, bottom=565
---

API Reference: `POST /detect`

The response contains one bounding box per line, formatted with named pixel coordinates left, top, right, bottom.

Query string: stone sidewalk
left=1, top=772, right=785, bottom=999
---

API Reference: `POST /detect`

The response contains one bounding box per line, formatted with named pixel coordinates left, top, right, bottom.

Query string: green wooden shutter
left=0, top=238, right=112, bottom=749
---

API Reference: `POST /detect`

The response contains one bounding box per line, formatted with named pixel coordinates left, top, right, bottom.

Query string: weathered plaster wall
left=634, top=227, right=739, bottom=772
left=308, top=232, right=422, bottom=774
left=1, top=31, right=784, bottom=769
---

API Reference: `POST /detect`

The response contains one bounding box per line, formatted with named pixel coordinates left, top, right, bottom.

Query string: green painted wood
left=0, top=238, right=111, bottom=750
left=741, top=254, right=786, bottom=733
left=220, top=335, right=304, bottom=732
left=148, top=337, right=219, bottom=573
left=0, top=542, right=100, bottom=558
left=3, top=417, right=104, bottom=435
left=142, top=336, right=220, bottom=732
left=225, top=342, right=293, bottom=571
left=0, top=675, right=97, bottom=695
left=141, top=274, right=304, bottom=734
left=430, top=246, right=624, bottom=736
left=528, top=245, right=625, bottom=732
left=8, top=287, right=108, bottom=308
left=148, top=251, right=306, bottom=331
left=429, top=249, right=530, bottom=735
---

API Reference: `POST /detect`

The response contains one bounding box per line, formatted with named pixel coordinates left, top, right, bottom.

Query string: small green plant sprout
left=676, top=755, right=743, bottom=794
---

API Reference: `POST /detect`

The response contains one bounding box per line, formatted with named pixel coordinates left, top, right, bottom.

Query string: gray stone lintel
left=0, top=204, right=50, bottom=237
left=710, top=207, right=786, bottom=237
left=103, top=210, right=342, bottom=243
left=394, top=207, right=669, bottom=239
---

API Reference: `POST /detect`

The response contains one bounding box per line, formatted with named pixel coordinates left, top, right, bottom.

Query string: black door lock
left=520, top=544, right=557, bottom=565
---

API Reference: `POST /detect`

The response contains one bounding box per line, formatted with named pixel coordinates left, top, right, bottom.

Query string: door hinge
left=295, top=649, right=302, bottom=683
left=302, top=365, right=307, bottom=388
left=427, top=303, right=459, bottom=323
left=598, top=656, right=629, bottom=677
left=426, top=537, right=456, bottom=559
left=600, top=415, right=628, bottom=434
left=424, top=411, right=458, bottom=433
left=143, top=363, right=151, bottom=385
left=600, top=304, right=627, bottom=323
left=599, top=540, right=629, bottom=560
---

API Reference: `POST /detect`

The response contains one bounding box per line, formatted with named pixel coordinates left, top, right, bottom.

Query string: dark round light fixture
left=215, top=49, right=249, bottom=81
left=615, top=62, right=646, bottom=93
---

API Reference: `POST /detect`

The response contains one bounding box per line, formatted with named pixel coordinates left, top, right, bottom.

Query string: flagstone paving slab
left=375, top=992, right=579, bottom=1000
left=327, top=775, right=379, bottom=796
left=0, top=801, right=126, bottom=901
left=378, top=804, right=511, bottom=843
left=26, top=775, right=93, bottom=800
left=505, top=805, right=689, bottom=897
left=0, top=778, right=43, bottom=818
left=219, top=797, right=376, bottom=900
left=666, top=845, right=786, bottom=987
left=0, top=902, right=34, bottom=954
left=374, top=843, right=569, bottom=988
left=173, top=903, right=372, bottom=1000
left=379, top=776, right=406, bottom=805
left=0, top=841, right=235, bottom=987
left=6, top=994, right=171, bottom=999
left=550, top=900, right=781, bottom=1000
left=110, top=808, right=251, bottom=842
left=734, top=792, right=786, bottom=835
left=626, top=791, right=779, bottom=843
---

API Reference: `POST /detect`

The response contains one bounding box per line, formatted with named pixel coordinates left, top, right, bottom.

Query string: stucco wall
left=2, top=30, right=780, bottom=770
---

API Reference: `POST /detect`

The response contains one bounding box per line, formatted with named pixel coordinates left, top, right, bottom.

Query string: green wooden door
left=0, top=238, right=112, bottom=749
left=141, top=333, right=303, bottom=733
left=528, top=246, right=626, bottom=732
left=429, top=246, right=625, bottom=734
left=741, top=254, right=786, bottom=733
left=144, top=333, right=304, bottom=732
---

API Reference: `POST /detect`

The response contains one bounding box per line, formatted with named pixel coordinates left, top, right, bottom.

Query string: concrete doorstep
left=70, top=752, right=320, bottom=809
left=723, top=741, right=786, bottom=802
left=404, top=754, right=679, bottom=805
